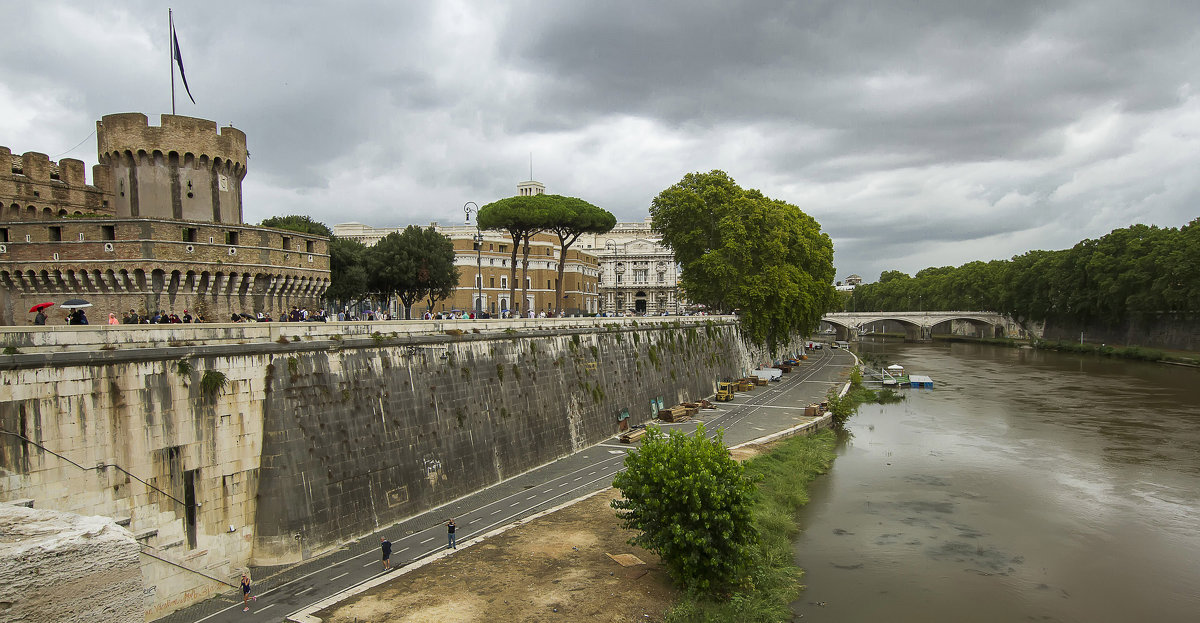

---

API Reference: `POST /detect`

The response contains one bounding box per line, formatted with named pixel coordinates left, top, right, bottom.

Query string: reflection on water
left=792, top=339, right=1200, bottom=622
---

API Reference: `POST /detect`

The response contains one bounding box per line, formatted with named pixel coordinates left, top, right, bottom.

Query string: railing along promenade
left=0, top=315, right=736, bottom=356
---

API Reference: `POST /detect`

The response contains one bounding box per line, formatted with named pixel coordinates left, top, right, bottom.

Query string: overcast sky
left=3, top=1, right=1197, bottom=282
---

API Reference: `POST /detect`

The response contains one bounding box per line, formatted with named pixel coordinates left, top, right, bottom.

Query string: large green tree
left=364, top=226, right=459, bottom=319
left=477, top=196, right=550, bottom=315
left=611, top=425, right=757, bottom=596
left=325, top=237, right=369, bottom=308
left=540, top=197, right=616, bottom=314
left=651, top=170, right=835, bottom=352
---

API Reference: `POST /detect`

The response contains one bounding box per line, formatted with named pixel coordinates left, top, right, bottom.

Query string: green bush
left=612, top=424, right=757, bottom=596
left=665, top=430, right=837, bottom=622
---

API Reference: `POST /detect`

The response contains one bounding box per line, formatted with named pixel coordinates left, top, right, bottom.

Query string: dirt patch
left=315, top=489, right=677, bottom=622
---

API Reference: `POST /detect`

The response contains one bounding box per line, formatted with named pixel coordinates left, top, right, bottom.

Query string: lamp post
left=463, top=202, right=483, bottom=315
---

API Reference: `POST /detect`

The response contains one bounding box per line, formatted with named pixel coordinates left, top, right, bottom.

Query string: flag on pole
left=172, top=25, right=196, bottom=105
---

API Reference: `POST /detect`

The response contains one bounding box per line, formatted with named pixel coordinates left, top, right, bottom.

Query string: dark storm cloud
left=3, top=1, right=1198, bottom=283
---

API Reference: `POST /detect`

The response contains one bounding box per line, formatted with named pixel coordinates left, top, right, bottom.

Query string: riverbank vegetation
left=844, top=219, right=1199, bottom=332
left=826, top=365, right=904, bottom=429
left=631, top=428, right=837, bottom=623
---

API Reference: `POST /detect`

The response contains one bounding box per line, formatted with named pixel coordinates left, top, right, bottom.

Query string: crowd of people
left=34, top=305, right=697, bottom=326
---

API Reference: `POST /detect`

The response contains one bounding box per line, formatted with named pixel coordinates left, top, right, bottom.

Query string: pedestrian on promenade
left=107, top=313, right=119, bottom=325
left=380, top=536, right=392, bottom=571
left=446, top=519, right=456, bottom=549
left=33, top=309, right=46, bottom=325
left=240, top=573, right=255, bottom=611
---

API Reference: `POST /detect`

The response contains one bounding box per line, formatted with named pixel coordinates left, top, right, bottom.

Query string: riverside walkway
left=162, top=347, right=855, bottom=623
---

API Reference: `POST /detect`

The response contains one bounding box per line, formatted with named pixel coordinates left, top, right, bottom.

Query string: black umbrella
left=60, top=298, right=93, bottom=309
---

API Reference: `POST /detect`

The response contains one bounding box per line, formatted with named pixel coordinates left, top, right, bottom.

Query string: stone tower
left=97, top=113, right=247, bottom=224
left=516, top=180, right=545, bottom=196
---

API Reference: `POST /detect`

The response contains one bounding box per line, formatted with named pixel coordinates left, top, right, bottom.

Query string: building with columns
left=578, top=216, right=684, bottom=315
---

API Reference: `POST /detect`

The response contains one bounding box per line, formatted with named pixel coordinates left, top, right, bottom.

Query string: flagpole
left=169, top=8, right=176, bottom=115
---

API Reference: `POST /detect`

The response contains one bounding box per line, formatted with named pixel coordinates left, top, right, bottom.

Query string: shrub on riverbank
left=663, top=430, right=837, bottom=623
left=827, top=365, right=904, bottom=429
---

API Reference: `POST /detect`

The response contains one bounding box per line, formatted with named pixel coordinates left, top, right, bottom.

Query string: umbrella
left=29, top=302, right=54, bottom=313
left=60, top=298, right=93, bottom=309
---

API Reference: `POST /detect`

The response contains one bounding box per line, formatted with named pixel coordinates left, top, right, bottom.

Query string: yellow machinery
left=716, top=381, right=734, bottom=402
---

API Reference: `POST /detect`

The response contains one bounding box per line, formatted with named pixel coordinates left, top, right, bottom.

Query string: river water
left=791, top=339, right=1200, bottom=622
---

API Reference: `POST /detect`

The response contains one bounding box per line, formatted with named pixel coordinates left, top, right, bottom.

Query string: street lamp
left=464, top=202, right=483, bottom=315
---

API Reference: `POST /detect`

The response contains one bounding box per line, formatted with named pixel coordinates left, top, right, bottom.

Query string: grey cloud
left=3, top=0, right=1198, bottom=283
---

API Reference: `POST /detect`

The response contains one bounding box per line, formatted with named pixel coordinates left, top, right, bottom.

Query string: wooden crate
left=620, top=428, right=647, bottom=443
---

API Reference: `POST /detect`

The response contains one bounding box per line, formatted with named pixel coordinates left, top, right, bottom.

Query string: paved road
left=165, top=347, right=854, bottom=623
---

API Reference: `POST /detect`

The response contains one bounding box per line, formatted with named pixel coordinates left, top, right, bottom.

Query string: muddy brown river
left=792, top=339, right=1200, bottom=622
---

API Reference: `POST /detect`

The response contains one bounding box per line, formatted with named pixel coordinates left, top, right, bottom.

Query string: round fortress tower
left=97, top=113, right=247, bottom=224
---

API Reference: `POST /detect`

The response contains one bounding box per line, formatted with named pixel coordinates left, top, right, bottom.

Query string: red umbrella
left=29, top=302, right=54, bottom=313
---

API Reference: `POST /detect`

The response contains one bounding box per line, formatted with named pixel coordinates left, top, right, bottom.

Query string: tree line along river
left=791, top=338, right=1199, bottom=622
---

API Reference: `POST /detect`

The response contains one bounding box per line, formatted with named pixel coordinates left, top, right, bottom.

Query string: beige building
left=333, top=181, right=602, bottom=316
left=579, top=216, right=684, bottom=315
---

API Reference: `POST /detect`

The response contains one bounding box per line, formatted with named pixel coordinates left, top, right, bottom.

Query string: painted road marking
left=330, top=572, right=348, bottom=581
left=572, top=476, right=582, bottom=481
left=510, top=501, right=520, bottom=507
left=297, top=586, right=316, bottom=594
left=419, top=537, right=436, bottom=544
left=257, top=604, right=276, bottom=612
left=491, top=509, right=502, bottom=515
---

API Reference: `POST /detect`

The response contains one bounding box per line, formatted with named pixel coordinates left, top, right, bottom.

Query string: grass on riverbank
left=663, top=430, right=837, bottom=623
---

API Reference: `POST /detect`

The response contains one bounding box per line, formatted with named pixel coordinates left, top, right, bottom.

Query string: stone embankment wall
left=0, top=318, right=770, bottom=619
left=1043, top=314, right=1198, bottom=351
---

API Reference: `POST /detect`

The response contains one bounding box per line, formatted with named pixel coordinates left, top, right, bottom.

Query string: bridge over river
left=820, top=311, right=1025, bottom=342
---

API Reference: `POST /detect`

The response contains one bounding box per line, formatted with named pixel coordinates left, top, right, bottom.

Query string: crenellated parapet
left=1, top=146, right=115, bottom=222
left=0, top=218, right=329, bottom=324
left=97, top=114, right=248, bottom=224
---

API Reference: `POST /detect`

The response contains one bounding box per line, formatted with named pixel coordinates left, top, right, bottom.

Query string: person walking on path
left=446, top=519, right=456, bottom=549
left=33, top=309, right=46, bottom=325
left=240, top=574, right=256, bottom=611
left=380, top=536, right=392, bottom=571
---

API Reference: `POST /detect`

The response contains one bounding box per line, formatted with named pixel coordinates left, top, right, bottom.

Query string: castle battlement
left=97, top=113, right=248, bottom=177
left=1, top=146, right=114, bottom=221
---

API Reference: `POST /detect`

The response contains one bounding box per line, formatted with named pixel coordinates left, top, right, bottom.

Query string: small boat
left=881, top=364, right=933, bottom=389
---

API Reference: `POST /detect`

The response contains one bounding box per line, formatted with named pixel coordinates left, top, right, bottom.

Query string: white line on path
left=296, top=586, right=315, bottom=594
left=329, top=573, right=348, bottom=581
left=257, top=604, right=276, bottom=612
left=491, top=509, right=502, bottom=515
left=419, top=537, right=435, bottom=544
left=362, top=561, right=376, bottom=568
left=509, top=501, right=520, bottom=507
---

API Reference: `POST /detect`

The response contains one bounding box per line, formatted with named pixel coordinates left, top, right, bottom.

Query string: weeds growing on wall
left=200, top=370, right=228, bottom=398
left=174, top=359, right=192, bottom=377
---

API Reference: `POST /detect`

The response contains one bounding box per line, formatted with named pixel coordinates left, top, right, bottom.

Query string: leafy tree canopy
left=847, top=218, right=1200, bottom=327
left=611, top=424, right=757, bottom=597
left=477, top=193, right=614, bottom=314
left=364, top=226, right=459, bottom=319
left=325, top=237, right=369, bottom=304
left=259, top=215, right=333, bottom=238
left=650, top=170, right=835, bottom=352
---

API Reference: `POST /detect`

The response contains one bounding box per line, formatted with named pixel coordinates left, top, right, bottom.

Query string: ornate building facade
left=579, top=217, right=684, bottom=315
left=0, top=113, right=329, bottom=324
